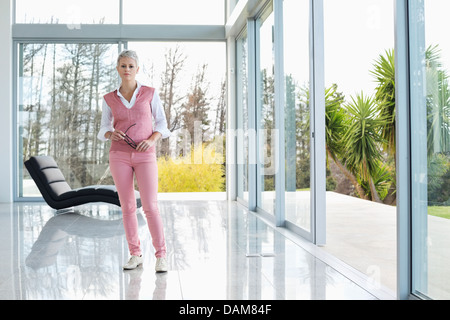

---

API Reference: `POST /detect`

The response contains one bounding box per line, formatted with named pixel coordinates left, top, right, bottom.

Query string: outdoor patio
left=322, top=191, right=450, bottom=300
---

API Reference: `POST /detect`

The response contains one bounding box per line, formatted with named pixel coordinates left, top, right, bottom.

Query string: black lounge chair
left=24, top=155, right=141, bottom=210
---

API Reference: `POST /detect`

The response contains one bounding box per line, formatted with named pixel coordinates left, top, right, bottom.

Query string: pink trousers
left=109, top=151, right=166, bottom=258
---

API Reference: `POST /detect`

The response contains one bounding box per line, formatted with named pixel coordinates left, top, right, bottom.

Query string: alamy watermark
left=169, top=121, right=280, bottom=175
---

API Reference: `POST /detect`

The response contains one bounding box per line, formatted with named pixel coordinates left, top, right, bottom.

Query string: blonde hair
left=117, top=50, right=139, bottom=67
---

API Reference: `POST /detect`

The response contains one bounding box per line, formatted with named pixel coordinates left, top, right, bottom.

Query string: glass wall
left=18, top=41, right=227, bottom=197
left=236, top=32, right=249, bottom=203
left=257, top=8, right=276, bottom=215
left=410, top=0, right=450, bottom=300
left=13, top=1, right=227, bottom=200
left=21, top=0, right=450, bottom=300
left=323, top=0, right=396, bottom=292
left=18, top=43, right=119, bottom=197
left=283, top=0, right=310, bottom=231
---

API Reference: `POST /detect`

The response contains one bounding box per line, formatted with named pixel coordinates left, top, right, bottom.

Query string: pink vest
left=104, top=86, right=155, bottom=153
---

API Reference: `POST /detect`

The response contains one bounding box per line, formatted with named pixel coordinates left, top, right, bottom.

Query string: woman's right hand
left=108, top=130, right=125, bottom=141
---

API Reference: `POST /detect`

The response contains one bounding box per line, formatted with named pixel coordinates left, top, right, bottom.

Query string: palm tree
left=371, top=49, right=397, bottom=204
left=371, top=49, right=396, bottom=155
left=371, top=46, right=450, bottom=155
left=325, top=84, right=367, bottom=199
left=342, top=92, right=388, bottom=202
left=359, top=160, right=393, bottom=201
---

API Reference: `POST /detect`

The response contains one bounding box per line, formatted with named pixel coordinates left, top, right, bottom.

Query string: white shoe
left=123, top=255, right=143, bottom=270
left=155, top=257, right=168, bottom=272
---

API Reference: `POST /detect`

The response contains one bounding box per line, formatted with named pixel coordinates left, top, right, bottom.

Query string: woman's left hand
left=136, top=138, right=156, bottom=152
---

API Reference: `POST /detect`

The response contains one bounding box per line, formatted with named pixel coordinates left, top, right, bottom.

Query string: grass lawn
left=429, top=206, right=450, bottom=219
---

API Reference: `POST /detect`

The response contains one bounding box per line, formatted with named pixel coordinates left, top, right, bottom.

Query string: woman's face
left=117, top=57, right=139, bottom=81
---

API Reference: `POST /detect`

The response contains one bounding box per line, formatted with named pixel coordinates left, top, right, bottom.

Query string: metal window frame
left=254, top=2, right=271, bottom=219
left=0, top=0, right=13, bottom=203
left=395, top=0, right=434, bottom=301
left=273, top=0, right=286, bottom=228
left=395, top=0, right=412, bottom=300
left=247, top=18, right=258, bottom=212
left=12, top=24, right=226, bottom=42
left=235, top=27, right=248, bottom=205
left=309, top=0, right=326, bottom=245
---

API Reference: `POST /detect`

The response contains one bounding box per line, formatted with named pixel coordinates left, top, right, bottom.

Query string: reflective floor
left=0, top=200, right=378, bottom=300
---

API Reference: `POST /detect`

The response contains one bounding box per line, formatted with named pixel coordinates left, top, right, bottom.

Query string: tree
left=21, top=43, right=52, bottom=162
left=294, top=82, right=311, bottom=190
left=371, top=49, right=396, bottom=155
left=342, top=92, right=388, bottom=202
left=371, top=49, right=397, bottom=204
left=181, top=63, right=211, bottom=142
left=159, top=45, right=186, bottom=157
left=325, top=84, right=368, bottom=199
left=260, top=68, right=275, bottom=190
left=285, top=74, right=298, bottom=191
left=22, top=43, right=117, bottom=188
left=214, top=78, right=227, bottom=135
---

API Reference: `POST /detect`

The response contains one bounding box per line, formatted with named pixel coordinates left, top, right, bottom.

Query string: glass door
left=410, top=0, right=450, bottom=300
left=236, top=30, right=250, bottom=204
left=256, top=6, right=276, bottom=216
left=322, top=0, right=396, bottom=290
left=283, top=0, right=311, bottom=234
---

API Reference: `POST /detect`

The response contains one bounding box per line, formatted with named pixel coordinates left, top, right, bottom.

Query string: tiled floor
left=0, top=200, right=379, bottom=300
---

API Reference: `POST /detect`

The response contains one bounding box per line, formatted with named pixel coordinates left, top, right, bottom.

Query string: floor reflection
left=0, top=201, right=377, bottom=300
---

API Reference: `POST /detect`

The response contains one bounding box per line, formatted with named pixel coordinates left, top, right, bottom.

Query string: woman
left=98, top=50, right=170, bottom=272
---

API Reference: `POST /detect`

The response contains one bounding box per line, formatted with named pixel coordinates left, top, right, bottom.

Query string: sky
left=323, top=0, right=395, bottom=99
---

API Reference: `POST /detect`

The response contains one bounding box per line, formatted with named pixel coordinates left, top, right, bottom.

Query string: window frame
left=12, top=0, right=227, bottom=202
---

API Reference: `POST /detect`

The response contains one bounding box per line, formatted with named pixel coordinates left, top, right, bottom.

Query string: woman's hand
left=136, top=138, right=156, bottom=152
left=108, top=130, right=125, bottom=141
left=136, top=132, right=161, bottom=152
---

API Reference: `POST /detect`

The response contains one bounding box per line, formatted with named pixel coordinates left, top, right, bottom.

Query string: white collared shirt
left=97, top=81, right=171, bottom=141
